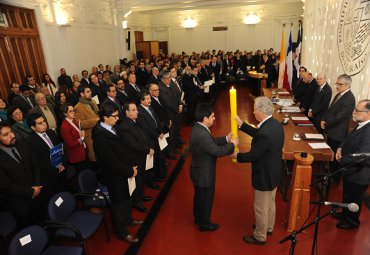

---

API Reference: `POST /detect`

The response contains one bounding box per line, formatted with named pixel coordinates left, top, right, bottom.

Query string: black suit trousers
left=342, top=179, right=368, bottom=226
left=193, top=186, right=215, bottom=225
left=111, top=199, right=132, bottom=238
left=132, top=168, right=145, bottom=206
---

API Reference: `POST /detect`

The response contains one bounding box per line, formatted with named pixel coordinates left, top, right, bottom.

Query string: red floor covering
left=87, top=86, right=370, bottom=255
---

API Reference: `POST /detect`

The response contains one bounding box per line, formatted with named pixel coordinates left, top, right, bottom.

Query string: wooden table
left=248, top=71, right=267, bottom=97
left=263, top=88, right=333, bottom=161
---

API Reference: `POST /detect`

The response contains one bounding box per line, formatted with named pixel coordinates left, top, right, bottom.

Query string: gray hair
left=255, top=96, right=274, bottom=116
left=337, top=74, right=352, bottom=87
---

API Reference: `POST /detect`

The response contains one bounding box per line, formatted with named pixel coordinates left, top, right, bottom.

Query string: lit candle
left=229, top=86, right=238, bottom=161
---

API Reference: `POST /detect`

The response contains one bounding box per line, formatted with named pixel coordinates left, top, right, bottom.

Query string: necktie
left=11, top=148, right=22, bottom=163
left=174, top=80, right=181, bottom=91
left=134, top=84, right=140, bottom=92
left=27, top=97, right=33, bottom=107
left=42, top=133, right=54, bottom=148
left=147, top=108, right=157, bottom=127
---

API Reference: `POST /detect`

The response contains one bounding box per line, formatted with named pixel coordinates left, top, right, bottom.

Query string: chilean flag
left=283, top=31, right=293, bottom=91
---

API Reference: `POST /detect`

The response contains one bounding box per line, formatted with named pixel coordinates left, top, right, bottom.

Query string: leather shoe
left=336, top=222, right=358, bottom=229
left=142, top=196, right=153, bottom=202
left=243, top=235, right=266, bottom=246
left=130, top=219, right=144, bottom=226
left=133, top=205, right=148, bottom=213
left=199, top=223, right=219, bottom=232
left=252, top=224, right=273, bottom=236
left=148, top=183, right=160, bottom=190
left=121, top=234, right=139, bottom=244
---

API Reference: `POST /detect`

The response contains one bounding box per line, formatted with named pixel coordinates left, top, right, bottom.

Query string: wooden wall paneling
left=0, top=36, right=14, bottom=99
left=8, top=36, right=26, bottom=83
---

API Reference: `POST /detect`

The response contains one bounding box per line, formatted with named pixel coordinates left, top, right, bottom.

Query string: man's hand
left=335, top=149, right=342, bottom=162
left=234, top=115, right=243, bottom=126
left=58, top=165, right=65, bottom=173
left=226, top=132, right=233, bottom=141
left=320, top=121, right=326, bottom=130
left=231, top=137, right=239, bottom=147
left=169, top=120, right=172, bottom=128
left=32, top=186, right=42, bottom=198
left=149, top=149, right=155, bottom=157
left=133, top=166, right=138, bottom=177
left=159, top=133, right=164, bottom=139
left=178, top=105, right=183, bottom=113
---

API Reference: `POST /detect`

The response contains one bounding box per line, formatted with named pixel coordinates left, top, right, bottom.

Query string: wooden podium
left=287, top=153, right=314, bottom=232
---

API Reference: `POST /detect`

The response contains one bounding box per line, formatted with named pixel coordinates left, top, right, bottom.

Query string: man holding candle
left=190, top=103, right=238, bottom=232
left=233, top=96, right=284, bottom=245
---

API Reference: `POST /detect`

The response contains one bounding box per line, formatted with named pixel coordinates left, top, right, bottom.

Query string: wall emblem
left=337, top=0, right=370, bottom=76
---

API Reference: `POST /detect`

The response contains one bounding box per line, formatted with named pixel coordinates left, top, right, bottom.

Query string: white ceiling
left=115, top=0, right=302, bottom=14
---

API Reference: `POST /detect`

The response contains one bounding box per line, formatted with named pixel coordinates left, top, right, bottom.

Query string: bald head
left=316, top=73, right=326, bottom=86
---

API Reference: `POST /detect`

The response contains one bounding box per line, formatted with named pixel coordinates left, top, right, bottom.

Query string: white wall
left=146, top=3, right=303, bottom=54
left=302, top=0, right=370, bottom=101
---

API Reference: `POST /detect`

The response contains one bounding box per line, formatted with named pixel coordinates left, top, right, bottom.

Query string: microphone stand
left=280, top=157, right=368, bottom=255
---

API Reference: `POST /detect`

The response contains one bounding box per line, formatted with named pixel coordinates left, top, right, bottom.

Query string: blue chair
left=8, top=225, right=83, bottom=255
left=0, top=211, right=17, bottom=252
left=78, top=169, right=110, bottom=209
left=47, top=192, right=110, bottom=253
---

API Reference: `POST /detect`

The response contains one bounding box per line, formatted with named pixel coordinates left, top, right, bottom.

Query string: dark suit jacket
left=119, top=117, right=153, bottom=170
left=125, top=83, right=141, bottom=105
left=92, top=123, right=134, bottom=202
left=12, top=95, right=36, bottom=117
left=26, top=130, right=66, bottom=198
left=237, top=117, right=284, bottom=191
left=170, top=79, right=183, bottom=103
left=116, top=90, right=131, bottom=105
left=300, top=78, right=318, bottom=112
left=137, top=104, right=164, bottom=140
left=147, top=74, right=160, bottom=85
left=137, top=69, right=149, bottom=88
left=80, top=78, right=90, bottom=86
left=339, top=122, right=370, bottom=185
left=58, top=74, right=73, bottom=88
left=323, top=91, right=356, bottom=141
left=150, top=96, right=170, bottom=131
left=190, top=123, right=234, bottom=187
left=158, top=82, right=179, bottom=120
left=309, top=83, right=332, bottom=130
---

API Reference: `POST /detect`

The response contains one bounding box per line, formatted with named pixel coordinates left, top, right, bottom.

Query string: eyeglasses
left=68, top=110, right=75, bottom=113
left=151, top=89, right=159, bottom=92
left=354, top=108, right=369, bottom=113
left=335, top=82, right=346, bottom=87
left=110, top=114, right=119, bottom=118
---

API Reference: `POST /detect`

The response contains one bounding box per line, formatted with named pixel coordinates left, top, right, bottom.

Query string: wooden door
left=0, top=4, right=46, bottom=102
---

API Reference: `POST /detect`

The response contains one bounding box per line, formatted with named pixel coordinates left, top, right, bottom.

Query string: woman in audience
left=60, top=103, right=90, bottom=171
left=54, top=91, right=67, bottom=126
left=42, top=73, right=58, bottom=96
left=0, top=98, right=8, bottom=123
left=7, top=105, right=32, bottom=141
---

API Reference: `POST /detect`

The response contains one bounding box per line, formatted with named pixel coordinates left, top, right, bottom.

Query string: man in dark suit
left=7, top=82, right=20, bottom=105
left=26, top=113, right=67, bottom=218
left=12, top=85, right=36, bottom=118
left=334, top=99, right=370, bottom=229
left=125, top=73, right=141, bottom=105
left=292, top=66, right=307, bottom=103
left=190, top=103, right=238, bottom=232
left=104, top=84, right=124, bottom=120
left=147, top=67, right=160, bottom=85
left=0, top=122, right=42, bottom=228
left=321, top=74, right=356, bottom=180
left=259, top=54, right=273, bottom=88
left=137, top=61, right=149, bottom=88
left=233, top=96, right=284, bottom=245
left=92, top=100, right=141, bottom=244
left=57, top=68, right=73, bottom=88
left=299, top=72, right=317, bottom=115
left=308, top=73, right=332, bottom=132
left=116, top=79, right=131, bottom=105
left=137, top=91, right=166, bottom=186
left=80, top=70, right=90, bottom=86
left=119, top=102, right=154, bottom=213
left=158, top=71, right=183, bottom=158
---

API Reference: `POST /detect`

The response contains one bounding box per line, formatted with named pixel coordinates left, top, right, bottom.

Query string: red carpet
left=88, top=86, right=370, bottom=255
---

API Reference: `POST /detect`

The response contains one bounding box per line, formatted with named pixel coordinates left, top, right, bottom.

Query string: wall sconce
left=243, top=14, right=260, bottom=25
left=182, top=18, right=197, bottom=28
left=54, top=2, right=70, bottom=26
left=122, top=20, right=128, bottom=29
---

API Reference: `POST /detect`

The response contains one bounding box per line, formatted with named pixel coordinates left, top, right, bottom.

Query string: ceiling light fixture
left=243, top=14, right=260, bottom=25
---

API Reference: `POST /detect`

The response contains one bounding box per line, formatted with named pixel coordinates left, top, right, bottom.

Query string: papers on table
left=92, top=95, right=100, bottom=105
left=275, top=99, right=295, bottom=107
left=308, top=143, right=331, bottom=149
left=303, top=133, right=325, bottom=140
left=145, top=154, right=154, bottom=170
left=128, top=177, right=136, bottom=197
left=291, top=116, right=309, bottom=121
left=280, top=106, right=300, bottom=113
left=203, top=78, right=215, bottom=93
left=158, top=133, right=169, bottom=151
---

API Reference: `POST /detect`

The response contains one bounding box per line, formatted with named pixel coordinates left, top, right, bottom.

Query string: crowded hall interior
left=0, top=0, right=369, bottom=254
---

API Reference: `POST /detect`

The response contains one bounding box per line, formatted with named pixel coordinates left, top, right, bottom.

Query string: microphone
left=349, top=153, right=370, bottom=157
left=323, top=202, right=359, bottom=212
